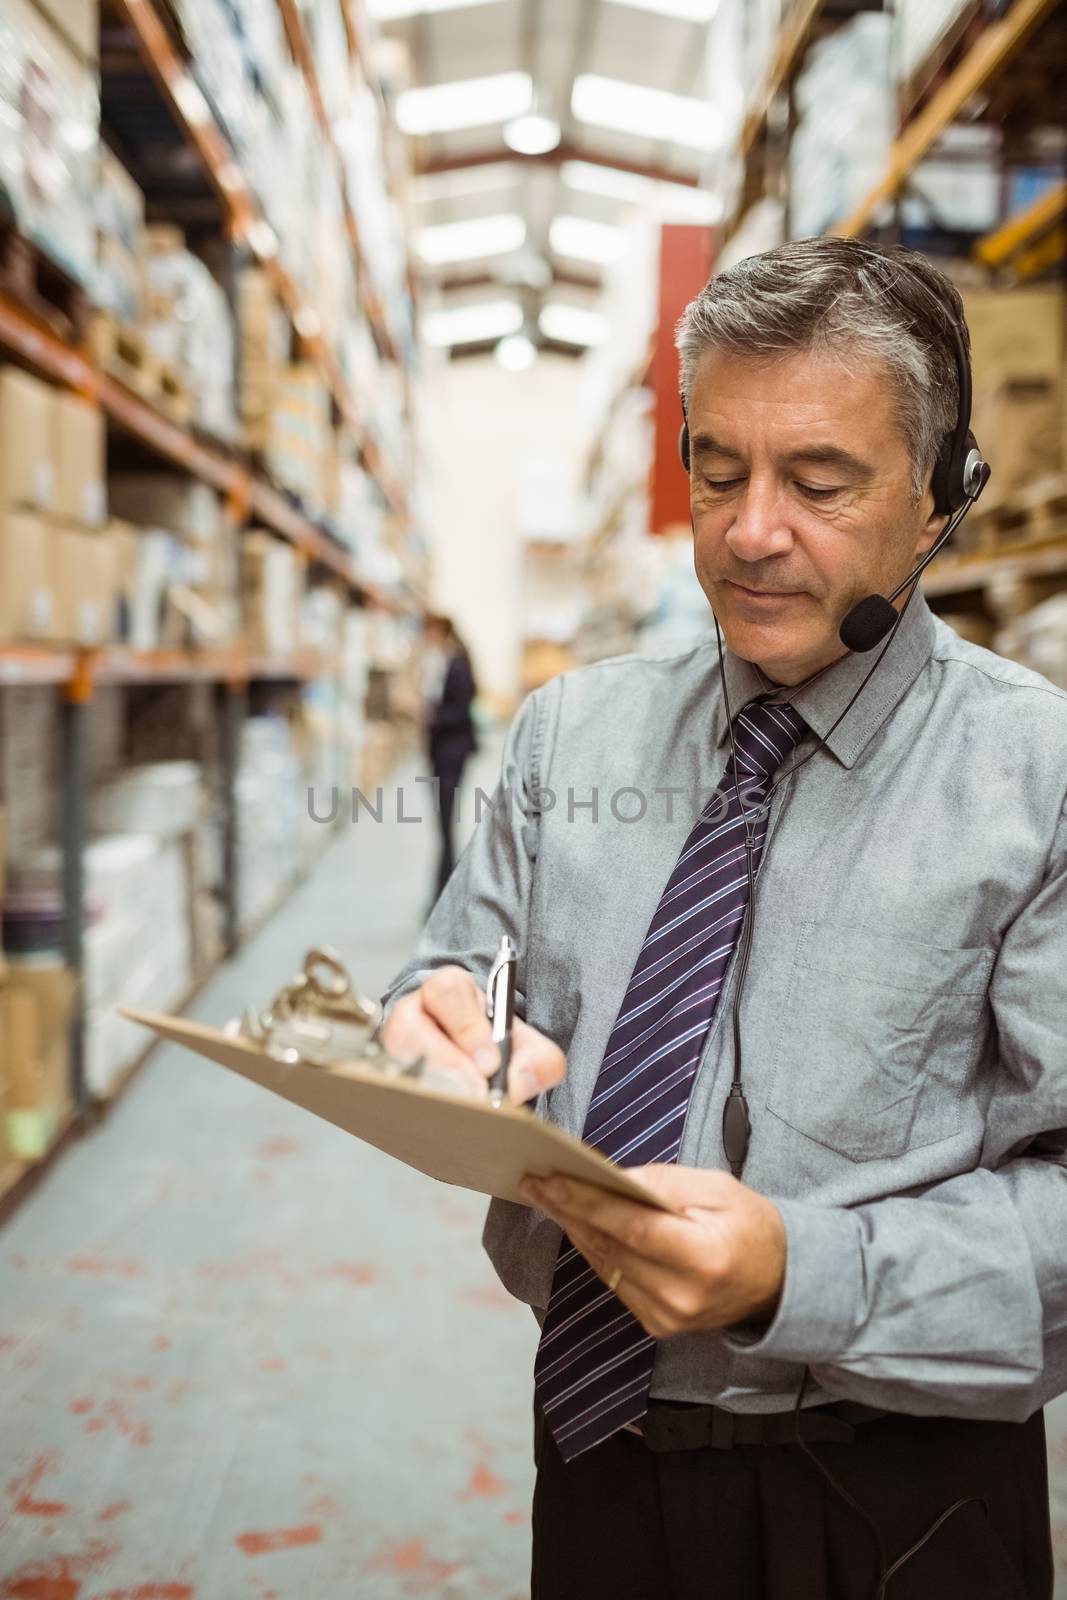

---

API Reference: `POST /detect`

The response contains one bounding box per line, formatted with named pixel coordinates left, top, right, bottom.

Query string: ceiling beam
left=414, top=140, right=701, bottom=189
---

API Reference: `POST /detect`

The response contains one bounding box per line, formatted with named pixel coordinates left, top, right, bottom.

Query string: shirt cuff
left=719, top=1197, right=864, bottom=1365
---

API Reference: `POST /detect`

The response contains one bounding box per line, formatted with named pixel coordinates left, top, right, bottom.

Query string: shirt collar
left=710, top=589, right=937, bottom=770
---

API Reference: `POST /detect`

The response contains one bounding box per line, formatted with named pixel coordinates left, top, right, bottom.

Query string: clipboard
left=120, top=1007, right=680, bottom=1215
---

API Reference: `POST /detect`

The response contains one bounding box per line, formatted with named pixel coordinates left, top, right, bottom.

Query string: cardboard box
left=241, top=531, right=299, bottom=656
left=0, top=965, right=76, bottom=1161
left=0, top=368, right=56, bottom=512
left=52, top=392, right=106, bottom=527
left=970, top=377, right=1063, bottom=500
left=962, top=288, right=1067, bottom=389
left=108, top=473, right=221, bottom=543
left=0, top=511, right=57, bottom=641
left=50, top=524, right=116, bottom=645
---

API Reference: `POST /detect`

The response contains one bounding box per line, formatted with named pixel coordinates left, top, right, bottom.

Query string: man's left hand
left=517, top=1166, right=786, bottom=1340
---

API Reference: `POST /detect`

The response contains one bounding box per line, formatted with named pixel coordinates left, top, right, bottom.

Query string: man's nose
left=725, top=479, right=793, bottom=563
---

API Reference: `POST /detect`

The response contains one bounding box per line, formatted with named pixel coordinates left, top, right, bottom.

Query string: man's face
left=687, top=347, right=946, bottom=686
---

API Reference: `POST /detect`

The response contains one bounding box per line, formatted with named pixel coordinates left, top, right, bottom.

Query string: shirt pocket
left=763, top=920, right=993, bottom=1163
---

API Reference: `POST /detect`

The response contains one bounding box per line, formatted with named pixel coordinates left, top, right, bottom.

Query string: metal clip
left=227, top=947, right=422, bottom=1076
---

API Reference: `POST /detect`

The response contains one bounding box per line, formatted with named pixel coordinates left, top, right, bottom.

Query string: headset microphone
left=838, top=451, right=991, bottom=651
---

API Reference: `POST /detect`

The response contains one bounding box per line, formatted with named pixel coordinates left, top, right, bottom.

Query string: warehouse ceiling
left=369, top=0, right=722, bottom=356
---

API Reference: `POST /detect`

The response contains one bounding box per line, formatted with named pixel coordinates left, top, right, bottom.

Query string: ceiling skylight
left=422, top=299, right=524, bottom=347
left=571, top=74, right=722, bottom=152
left=415, top=213, right=527, bottom=264
left=397, top=72, right=532, bottom=136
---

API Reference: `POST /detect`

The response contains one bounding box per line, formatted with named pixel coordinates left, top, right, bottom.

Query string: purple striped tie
left=534, top=698, right=807, bottom=1463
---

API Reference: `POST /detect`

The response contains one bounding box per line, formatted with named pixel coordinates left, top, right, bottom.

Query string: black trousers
left=433, top=758, right=467, bottom=899
left=531, top=1402, right=1054, bottom=1600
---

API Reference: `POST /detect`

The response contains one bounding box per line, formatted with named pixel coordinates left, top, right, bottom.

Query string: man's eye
left=704, top=477, right=745, bottom=492
left=797, top=483, right=841, bottom=500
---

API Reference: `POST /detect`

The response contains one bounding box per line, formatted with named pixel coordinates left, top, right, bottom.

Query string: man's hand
left=518, top=1165, right=786, bottom=1339
left=380, top=965, right=566, bottom=1107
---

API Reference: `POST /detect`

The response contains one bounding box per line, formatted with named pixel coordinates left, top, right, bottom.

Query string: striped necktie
left=533, top=698, right=807, bottom=1463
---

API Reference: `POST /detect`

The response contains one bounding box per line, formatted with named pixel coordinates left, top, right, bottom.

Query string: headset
left=681, top=243, right=992, bottom=1597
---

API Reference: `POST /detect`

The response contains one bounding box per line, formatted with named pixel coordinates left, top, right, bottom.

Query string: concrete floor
left=3, top=731, right=1067, bottom=1599
left=0, top=739, right=539, bottom=1600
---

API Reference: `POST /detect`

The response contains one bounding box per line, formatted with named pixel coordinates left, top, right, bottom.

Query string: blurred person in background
left=423, top=612, right=478, bottom=901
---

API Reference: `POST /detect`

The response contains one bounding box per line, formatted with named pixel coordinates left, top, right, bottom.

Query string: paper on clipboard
left=119, top=1007, right=680, bottom=1214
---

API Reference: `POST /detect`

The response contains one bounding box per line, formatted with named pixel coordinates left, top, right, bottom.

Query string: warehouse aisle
left=0, top=740, right=539, bottom=1600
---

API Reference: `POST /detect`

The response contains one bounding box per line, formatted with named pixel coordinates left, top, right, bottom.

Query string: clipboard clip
left=229, top=946, right=427, bottom=1079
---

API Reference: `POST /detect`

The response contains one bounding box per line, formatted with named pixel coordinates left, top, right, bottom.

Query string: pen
left=485, top=934, right=517, bottom=1107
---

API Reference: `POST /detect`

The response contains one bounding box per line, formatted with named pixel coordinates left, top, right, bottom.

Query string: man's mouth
left=725, top=580, right=803, bottom=600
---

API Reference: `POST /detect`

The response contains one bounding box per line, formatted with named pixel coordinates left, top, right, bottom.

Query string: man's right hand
left=379, top=965, right=566, bottom=1107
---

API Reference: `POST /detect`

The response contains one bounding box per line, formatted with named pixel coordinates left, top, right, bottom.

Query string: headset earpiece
left=931, top=427, right=988, bottom=516
left=679, top=419, right=691, bottom=474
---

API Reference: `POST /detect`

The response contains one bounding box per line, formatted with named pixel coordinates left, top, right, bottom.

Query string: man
left=381, top=238, right=1063, bottom=1598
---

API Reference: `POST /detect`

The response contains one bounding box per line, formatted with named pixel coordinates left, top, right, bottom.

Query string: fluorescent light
left=539, top=302, right=608, bottom=347
left=572, top=74, right=722, bottom=152
left=397, top=71, right=531, bottom=136
left=503, top=113, right=561, bottom=155
left=415, top=212, right=526, bottom=264
left=369, top=0, right=504, bottom=17
left=549, top=214, right=626, bottom=265
left=422, top=299, right=524, bottom=347
left=603, top=0, right=720, bottom=19
left=413, top=163, right=522, bottom=204
left=496, top=333, right=538, bottom=371
left=560, top=160, right=657, bottom=204
left=561, top=159, right=724, bottom=221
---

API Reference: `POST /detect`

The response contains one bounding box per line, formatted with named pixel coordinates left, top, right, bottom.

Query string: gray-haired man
left=382, top=238, right=1061, bottom=1598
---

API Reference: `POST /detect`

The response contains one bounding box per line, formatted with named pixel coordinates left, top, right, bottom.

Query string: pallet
left=960, top=472, right=1067, bottom=558
left=90, top=312, right=195, bottom=425
left=0, top=222, right=90, bottom=343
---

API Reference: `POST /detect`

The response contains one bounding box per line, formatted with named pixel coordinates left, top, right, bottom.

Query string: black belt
left=631, top=1397, right=888, bottom=1453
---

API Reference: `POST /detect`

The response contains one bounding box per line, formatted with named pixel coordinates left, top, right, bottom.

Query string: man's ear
left=915, top=488, right=948, bottom=559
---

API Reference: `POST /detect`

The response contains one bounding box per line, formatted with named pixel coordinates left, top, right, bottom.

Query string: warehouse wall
left=425, top=354, right=585, bottom=711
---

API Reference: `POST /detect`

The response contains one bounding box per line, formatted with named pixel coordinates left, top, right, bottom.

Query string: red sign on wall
left=649, top=223, right=718, bottom=536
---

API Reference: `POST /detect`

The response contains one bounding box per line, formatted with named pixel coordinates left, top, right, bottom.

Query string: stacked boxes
left=236, top=716, right=302, bottom=932
left=241, top=531, right=301, bottom=657
left=0, top=964, right=76, bottom=1162
left=963, top=288, right=1065, bottom=503
left=237, top=268, right=291, bottom=454
left=788, top=13, right=893, bottom=238
left=0, top=0, right=99, bottom=286
left=264, top=365, right=332, bottom=514
left=0, top=368, right=112, bottom=646
left=94, top=147, right=146, bottom=324
left=12, top=773, right=200, bottom=1100
left=107, top=474, right=238, bottom=650
left=142, top=228, right=238, bottom=441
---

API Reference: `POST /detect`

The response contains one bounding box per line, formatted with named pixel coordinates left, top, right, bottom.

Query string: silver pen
left=486, top=935, right=517, bottom=1107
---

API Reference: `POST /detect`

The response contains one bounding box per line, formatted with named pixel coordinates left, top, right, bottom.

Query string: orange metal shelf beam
left=975, top=179, right=1067, bottom=269
left=0, top=646, right=346, bottom=689
left=739, top=0, right=823, bottom=158
left=832, top=0, right=1059, bottom=237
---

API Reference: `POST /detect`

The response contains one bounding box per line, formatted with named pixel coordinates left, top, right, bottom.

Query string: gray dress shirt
left=381, top=591, right=1067, bottom=1419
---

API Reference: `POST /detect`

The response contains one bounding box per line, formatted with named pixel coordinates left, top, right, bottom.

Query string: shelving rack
left=725, top=0, right=1067, bottom=624
left=0, top=0, right=423, bottom=1208
left=830, top=0, right=1062, bottom=239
